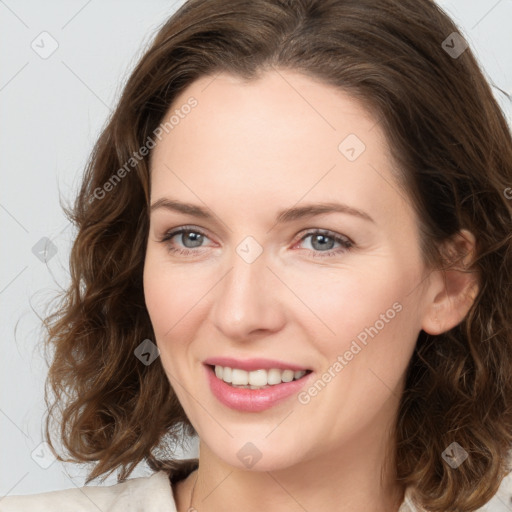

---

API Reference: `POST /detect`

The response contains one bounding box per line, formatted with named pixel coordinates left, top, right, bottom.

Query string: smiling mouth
left=207, top=364, right=313, bottom=389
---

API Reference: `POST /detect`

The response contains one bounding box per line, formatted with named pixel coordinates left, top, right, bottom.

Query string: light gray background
left=1, top=0, right=511, bottom=506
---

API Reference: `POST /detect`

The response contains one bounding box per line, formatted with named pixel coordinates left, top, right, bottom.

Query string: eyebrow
left=150, top=198, right=375, bottom=224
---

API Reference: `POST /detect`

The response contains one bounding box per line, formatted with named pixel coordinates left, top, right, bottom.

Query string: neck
left=176, top=431, right=405, bottom=512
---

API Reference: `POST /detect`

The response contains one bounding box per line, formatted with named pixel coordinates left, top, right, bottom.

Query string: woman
left=2, top=0, right=511, bottom=511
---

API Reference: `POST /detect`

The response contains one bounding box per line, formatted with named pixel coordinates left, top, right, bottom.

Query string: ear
left=421, top=229, right=480, bottom=335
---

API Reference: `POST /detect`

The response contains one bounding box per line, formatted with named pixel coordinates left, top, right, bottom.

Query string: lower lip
left=204, top=365, right=313, bottom=412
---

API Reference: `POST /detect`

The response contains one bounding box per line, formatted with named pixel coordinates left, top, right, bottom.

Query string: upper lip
left=203, top=356, right=311, bottom=372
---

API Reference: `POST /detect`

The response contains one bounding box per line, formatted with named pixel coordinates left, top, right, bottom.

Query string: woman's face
left=144, top=69, right=434, bottom=471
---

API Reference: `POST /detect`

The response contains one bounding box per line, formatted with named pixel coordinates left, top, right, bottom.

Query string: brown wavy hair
left=43, top=0, right=512, bottom=509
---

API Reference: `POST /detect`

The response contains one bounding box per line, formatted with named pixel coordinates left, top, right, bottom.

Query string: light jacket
left=0, top=471, right=433, bottom=511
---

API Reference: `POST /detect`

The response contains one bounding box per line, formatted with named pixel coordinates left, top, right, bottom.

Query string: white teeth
left=248, top=369, right=267, bottom=387
left=231, top=368, right=249, bottom=386
left=222, top=366, right=232, bottom=383
left=281, top=369, right=294, bottom=382
left=213, top=365, right=309, bottom=388
left=267, top=368, right=282, bottom=385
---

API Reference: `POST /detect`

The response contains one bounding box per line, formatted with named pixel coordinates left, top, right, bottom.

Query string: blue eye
left=160, top=226, right=210, bottom=256
left=297, top=230, right=353, bottom=257
left=160, top=226, right=353, bottom=258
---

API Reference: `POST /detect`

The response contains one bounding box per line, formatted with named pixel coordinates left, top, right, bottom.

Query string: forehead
left=156, top=69, right=383, bottom=158
left=149, top=69, right=411, bottom=227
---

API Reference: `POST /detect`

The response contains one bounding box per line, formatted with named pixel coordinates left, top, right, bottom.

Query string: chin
left=202, top=434, right=309, bottom=473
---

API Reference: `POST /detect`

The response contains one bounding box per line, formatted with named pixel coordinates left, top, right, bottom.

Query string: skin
left=143, top=69, right=478, bottom=512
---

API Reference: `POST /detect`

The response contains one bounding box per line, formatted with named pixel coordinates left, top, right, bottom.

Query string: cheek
left=143, top=267, right=177, bottom=338
left=284, top=261, right=414, bottom=352
left=315, top=269, right=421, bottom=395
left=295, top=269, right=419, bottom=426
left=143, top=245, right=422, bottom=361
left=143, top=256, right=202, bottom=387
left=143, top=252, right=215, bottom=345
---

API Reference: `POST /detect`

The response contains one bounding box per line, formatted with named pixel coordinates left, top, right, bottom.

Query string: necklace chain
left=188, top=469, right=199, bottom=511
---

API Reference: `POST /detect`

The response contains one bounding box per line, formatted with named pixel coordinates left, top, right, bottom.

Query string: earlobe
left=421, top=230, right=480, bottom=336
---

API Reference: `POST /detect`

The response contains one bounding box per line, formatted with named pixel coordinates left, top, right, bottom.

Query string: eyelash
left=159, top=225, right=354, bottom=258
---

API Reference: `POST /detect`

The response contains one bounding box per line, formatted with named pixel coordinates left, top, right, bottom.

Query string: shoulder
left=0, top=471, right=176, bottom=512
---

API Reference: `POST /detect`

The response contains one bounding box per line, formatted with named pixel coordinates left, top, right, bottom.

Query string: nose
left=210, top=242, right=286, bottom=341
